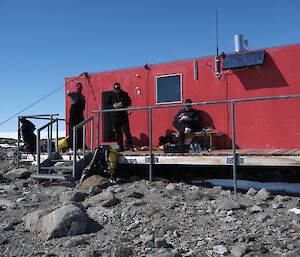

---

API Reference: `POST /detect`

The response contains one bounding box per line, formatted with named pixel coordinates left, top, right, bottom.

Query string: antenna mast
left=215, top=10, right=221, bottom=77
left=216, top=10, right=219, bottom=58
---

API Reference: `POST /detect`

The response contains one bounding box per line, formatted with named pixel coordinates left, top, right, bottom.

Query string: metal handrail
left=17, top=114, right=65, bottom=168
left=93, top=94, right=300, bottom=196
left=72, top=116, right=94, bottom=178
left=36, top=118, right=59, bottom=175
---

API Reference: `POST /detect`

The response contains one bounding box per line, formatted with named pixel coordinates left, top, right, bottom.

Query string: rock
left=7, top=150, right=15, bottom=158
left=59, top=190, right=88, bottom=204
left=272, top=203, right=283, bottom=209
left=129, top=199, right=145, bottom=207
left=81, top=175, right=111, bottom=191
left=0, top=199, right=16, bottom=209
left=246, top=188, right=257, bottom=196
left=140, top=233, right=154, bottom=247
left=83, top=190, right=120, bottom=208
left=255, top=213, right=270, bottom=222
left=154, top=237, right=169, bottom=248
left=213, top=244, right=228, bottom=255
left=152, top=180, right=167, bottom=187
left=3, top=168, right=31, bottom=180
left=255, top=188, right=273, bottom=201
left=86, top=206, right=116, bottom=225
left=127, top=192, right=144, bottom=198
left=249, top=205, right=263, bottom=214
left=282, top=251, right=300, bottom=257
left=65, top=237, right=89, bottom=248
left=166, top=183, right=178, bottom=190
left=231, top=244, right=248, bottom=257
left=211, top=198, right=244, bottom=210
left=88, top=186, right=102, bottom=196
left=111, top=244, right=133, bottom=257
left=23, top=204, right=88, bottom=240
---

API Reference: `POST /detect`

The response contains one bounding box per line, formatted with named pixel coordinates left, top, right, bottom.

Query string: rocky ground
left=0, top=138, right=299, bottom=257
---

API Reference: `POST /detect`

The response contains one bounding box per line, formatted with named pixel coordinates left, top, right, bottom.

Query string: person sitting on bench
left=173, top=99, right=200, bottom=144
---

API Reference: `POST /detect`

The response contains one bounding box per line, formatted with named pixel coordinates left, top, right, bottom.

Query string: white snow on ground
left=193, top=179, right=300, bottom=194
left=0, top=144, right=17, bottom=148
left=288, top=208, right=300, bottom=214
left=0, top=131, right=66, bottom=139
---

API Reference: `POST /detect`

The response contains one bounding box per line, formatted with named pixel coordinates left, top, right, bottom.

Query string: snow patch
left=193, top=179, right=300, bottom=194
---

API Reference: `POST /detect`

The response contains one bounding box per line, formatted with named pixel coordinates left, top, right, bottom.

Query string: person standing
left=107, top=82, right=134, bottom=151
left=173, top=99, right=200, bottom=144
left=67, top=82, right=86, bottom=149
left=20, top=118, right=37, bottom=153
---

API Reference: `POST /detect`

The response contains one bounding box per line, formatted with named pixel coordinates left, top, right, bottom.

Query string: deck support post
left=231, top=101, right=237, bottom=196
left=149, top=108, right=153, bottom=183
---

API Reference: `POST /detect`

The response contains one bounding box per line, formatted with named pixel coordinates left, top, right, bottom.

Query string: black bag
left=80, top=145, right=111, bottom=182
left=163, top=144, right=190, bottom=153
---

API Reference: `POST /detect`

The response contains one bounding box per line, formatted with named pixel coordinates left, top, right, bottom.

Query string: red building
left=65, top=43, right=300, bottom=150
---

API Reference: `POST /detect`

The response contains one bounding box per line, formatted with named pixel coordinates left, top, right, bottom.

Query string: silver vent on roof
left=234, top=34, right=244, bottom=52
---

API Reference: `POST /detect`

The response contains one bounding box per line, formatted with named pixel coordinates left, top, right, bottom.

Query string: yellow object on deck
left=56, top=137, right=69, bottom=150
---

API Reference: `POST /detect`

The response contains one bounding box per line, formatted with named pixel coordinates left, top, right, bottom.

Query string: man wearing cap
left=67, top=82, right=86, bottom=148
left=107, top=82, right=134, bottom=151
left=173, top=99, right=200, bottom=144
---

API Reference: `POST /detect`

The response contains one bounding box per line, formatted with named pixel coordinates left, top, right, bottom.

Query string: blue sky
left=0, top=0, right=299, bottom=134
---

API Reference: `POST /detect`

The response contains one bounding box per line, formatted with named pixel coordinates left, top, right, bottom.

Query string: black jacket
left=106, top=90, right=132, bottom=116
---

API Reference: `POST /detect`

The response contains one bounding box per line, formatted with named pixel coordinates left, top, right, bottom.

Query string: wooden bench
left=173, top=130, right=223, bottom=149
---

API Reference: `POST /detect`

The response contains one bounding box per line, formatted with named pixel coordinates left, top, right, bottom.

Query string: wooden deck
left=20, top=149, right=300, bottom=167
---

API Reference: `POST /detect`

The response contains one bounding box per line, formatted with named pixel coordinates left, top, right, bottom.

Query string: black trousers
left=173, top=120, right=197, bottom=144
left=112, top=114, right=133, bottom=150
left=68, top=104, right=84, bottom=149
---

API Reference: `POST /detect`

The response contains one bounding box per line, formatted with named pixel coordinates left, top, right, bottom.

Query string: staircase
left=30, top=116, right=95, bottom=184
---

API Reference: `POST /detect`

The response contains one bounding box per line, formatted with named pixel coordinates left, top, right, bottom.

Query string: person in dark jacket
left=20, top=118, right=36, bottom=153
left=106, top=82, right=134, bottom=151
left=173, top=99, right=200, bottom=144
left=67, top=82, right=86, bottom=149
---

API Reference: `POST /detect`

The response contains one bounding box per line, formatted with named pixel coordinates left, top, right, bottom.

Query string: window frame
left=156, top=73, right=183, bottom=105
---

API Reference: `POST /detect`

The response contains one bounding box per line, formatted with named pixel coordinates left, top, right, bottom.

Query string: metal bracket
left=227, top=156, right=244, bottom=165
left=145, top=156, right=158, bottom=163
left=127, top=159, right=137, bottom=164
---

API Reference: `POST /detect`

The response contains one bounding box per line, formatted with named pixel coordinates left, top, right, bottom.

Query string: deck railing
left=36, top=118, right=60, bottom=174
left=93, top=94, right=300, bottom=196
left=72, top=116, right=94, bottom=178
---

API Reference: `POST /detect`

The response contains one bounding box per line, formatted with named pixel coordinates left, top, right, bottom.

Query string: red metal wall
left=65, top=44, right=300, bottom=149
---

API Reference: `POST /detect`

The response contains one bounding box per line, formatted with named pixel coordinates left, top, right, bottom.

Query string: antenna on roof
left=216, top=10, right=219, bottom=58
left=215, top=10, right=221, bottom=78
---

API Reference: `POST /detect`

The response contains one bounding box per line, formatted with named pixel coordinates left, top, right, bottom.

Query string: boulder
left=211, top=198, right=244, bottom=210
left=231, top=244, right=248, bottom=257
left=0, top=199, right=16, bottom=209
left=23, top=204, right=88, bottom=240
left=246, top=188, right=257, bottom=197
left=59, top=190, right=88, bottom=204
left=111, top=244, right=133, bottom=257
left=3, top=168, right=31, bottom=180
left=255, top=188, right=273, bottom=201
left=83, top=190, right=120, bottom=208
left=81, top=175, right=111, bottom=191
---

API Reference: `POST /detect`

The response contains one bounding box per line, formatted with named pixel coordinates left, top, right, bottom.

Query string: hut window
left=156, top=74, right=182, bottom=104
